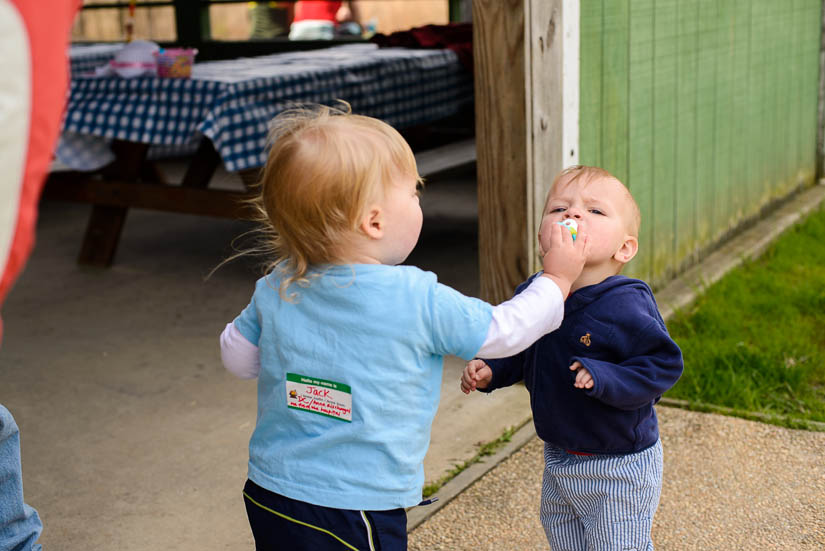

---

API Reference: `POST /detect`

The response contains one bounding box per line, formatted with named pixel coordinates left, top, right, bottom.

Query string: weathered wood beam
left=43, top=174, right=255, bottom=220
left=473, top=0, right=529, bottom=304
left=526, top=0, right=579, bottom=271
left=473, top=0, right=576, bottom=304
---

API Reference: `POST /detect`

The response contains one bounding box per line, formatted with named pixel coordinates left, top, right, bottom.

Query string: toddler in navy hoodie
left=461, top=165, right=683, bottom=551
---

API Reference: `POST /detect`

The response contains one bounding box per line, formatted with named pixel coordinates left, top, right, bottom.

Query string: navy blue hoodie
left=485, top=274, right=683, bottom=454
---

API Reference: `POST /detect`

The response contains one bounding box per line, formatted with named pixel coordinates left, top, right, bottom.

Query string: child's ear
left=613, top=235, right=638, bottom=265
left=359, top=205, right=384, bottom=240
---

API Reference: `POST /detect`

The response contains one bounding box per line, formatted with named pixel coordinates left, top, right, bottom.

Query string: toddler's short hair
left=251, top=103, right=420, bottom=296
left=549, top=165, right=641, bottom=236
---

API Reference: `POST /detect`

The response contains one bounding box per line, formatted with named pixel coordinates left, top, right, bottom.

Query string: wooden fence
left=579, top=0, right=821, bottom=287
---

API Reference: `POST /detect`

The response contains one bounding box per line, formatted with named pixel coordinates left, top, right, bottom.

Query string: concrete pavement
left=408, top=407, right=825, bottom=550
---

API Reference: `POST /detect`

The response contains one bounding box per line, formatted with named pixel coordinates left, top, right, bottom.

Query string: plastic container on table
left=155, top=48, right=198, bottom=78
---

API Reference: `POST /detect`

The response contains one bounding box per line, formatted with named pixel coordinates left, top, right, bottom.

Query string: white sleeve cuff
left=220, top=322, right=261, bottom=379
left=476, top=275, right=564, bottom=358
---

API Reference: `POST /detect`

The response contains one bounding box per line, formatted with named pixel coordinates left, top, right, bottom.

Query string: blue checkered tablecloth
left=57, top=43, right=473, bottom=172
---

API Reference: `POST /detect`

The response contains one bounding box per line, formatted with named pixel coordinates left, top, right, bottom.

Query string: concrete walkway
left=408, top=407, right=825, bottom=550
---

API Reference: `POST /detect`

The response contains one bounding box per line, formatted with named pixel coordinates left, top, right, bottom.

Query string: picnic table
left=47, top=43, right=474, bottom=266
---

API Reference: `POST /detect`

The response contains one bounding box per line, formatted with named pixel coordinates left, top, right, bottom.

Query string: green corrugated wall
left=579, top=0, right=821, bottom=286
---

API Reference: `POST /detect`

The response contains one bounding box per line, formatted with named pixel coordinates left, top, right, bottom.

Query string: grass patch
left=422, top=422, right=526, bottom=498
left=666, top=205, right=825, bottom=426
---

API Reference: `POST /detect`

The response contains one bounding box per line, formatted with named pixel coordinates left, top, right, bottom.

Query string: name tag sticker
left=286, top=373, right=352, bottom=422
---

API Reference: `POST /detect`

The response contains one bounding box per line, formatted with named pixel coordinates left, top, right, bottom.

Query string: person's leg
left=0, top=405, right=42, bottom=551
left=362, top=507, right=407, bottom=551
left=249, top=2, right=290, bottom=38
left=540, top=442, right=588, bottom=551
left=243, top=479, right=407, bottom=550
left=556, top=441, right=663, bottom=551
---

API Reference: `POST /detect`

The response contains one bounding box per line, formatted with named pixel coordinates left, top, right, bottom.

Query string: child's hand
left=569, top=361, right=594, bottom=389
left=540, top=224, right=589, bottom=297
left=461, top=359, right=492, bottom=394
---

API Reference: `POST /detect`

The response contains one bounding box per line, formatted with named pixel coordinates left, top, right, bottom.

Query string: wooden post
left=525, top=0, right=579, bottom=273
left=473, top=0, right=528, bottom=305
left=473, top=0, right=577, bottom=303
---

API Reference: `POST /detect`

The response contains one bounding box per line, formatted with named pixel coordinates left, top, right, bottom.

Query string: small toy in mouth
left=556, top=219, right=578, bottom=241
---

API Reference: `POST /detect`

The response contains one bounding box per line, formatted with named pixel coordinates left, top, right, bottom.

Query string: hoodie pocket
left=570, top=314, right=615, bottom=361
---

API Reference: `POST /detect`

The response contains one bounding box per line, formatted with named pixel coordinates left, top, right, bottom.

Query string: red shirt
left=0, top=0, right=81, bottom=341
left=293, top=1, right=341, bottom=22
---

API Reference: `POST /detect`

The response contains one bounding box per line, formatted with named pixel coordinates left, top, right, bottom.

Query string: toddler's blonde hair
left=248, top=103, right=420, bottom=298
left=548, top=165, right=641, bottom=236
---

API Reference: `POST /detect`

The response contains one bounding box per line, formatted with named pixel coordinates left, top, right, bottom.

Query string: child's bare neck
left=332, top=237, right=383, bottom=265
left=570, top=265, right=620, bottom=293
left=332, top=253, right=382, bottom=265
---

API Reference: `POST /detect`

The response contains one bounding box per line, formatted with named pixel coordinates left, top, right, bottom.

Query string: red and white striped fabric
left=0, top=0, right=80, bottom=341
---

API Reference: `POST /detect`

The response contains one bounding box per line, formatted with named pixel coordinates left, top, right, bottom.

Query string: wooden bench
left=43, top=136, right=476, bottom=266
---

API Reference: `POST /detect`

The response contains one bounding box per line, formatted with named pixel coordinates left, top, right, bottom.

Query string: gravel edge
left=407, top=420, right=537, bottom=532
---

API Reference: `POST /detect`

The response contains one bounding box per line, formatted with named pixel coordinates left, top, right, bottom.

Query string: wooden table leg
left=49, top=137, right=251, bottom=266
left=78, top=205, right=130, bottom=266
left=76, top=140, right=149, bottom=266
left=181, top=138, right=221, bottom=189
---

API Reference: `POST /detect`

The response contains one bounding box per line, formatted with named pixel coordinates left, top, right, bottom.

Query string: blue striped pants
left=540, top=440, right=663, bottom=551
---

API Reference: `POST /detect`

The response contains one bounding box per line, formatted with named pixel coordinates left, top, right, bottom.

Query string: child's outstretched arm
left=460, top=359, right=492, bottom=394
left=473, top=226, right=588, bottom=359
